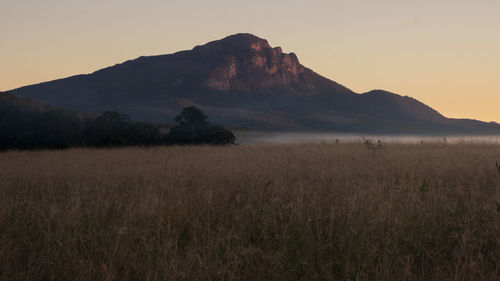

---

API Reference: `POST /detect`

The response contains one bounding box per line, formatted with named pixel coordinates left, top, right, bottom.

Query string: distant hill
left=6, top=33, right=500, bottom=134
left=0, top=93, right=84, bottom=149
left=0, top=93, right=167, bottom=149
left=0, top=93, right=54, bottom=114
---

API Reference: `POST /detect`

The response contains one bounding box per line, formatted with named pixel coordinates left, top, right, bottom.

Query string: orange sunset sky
left=1, top=0, right=499, bottom=122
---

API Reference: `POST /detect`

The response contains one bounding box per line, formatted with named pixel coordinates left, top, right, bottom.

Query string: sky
left=1, top=0, right=499, bottom=122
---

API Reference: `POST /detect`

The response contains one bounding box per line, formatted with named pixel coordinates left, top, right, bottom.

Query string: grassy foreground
left=0, top=143, right=499, bottom=281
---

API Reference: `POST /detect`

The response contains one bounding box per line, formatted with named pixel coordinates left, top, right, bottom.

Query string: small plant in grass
left=377, top=140, right=384, bottom=150
left=362, top=136, right=384, bottom=150
left=496, top=161, right=500, bottom=175
left=419, top=179, right=429, bottom=193
left=362, top=136, right=374, bottom=150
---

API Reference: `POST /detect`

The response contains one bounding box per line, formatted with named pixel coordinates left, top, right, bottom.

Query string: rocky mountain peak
left=196, top=33, right=307, bottom=92
left=193, top=33, right=272, bottom=54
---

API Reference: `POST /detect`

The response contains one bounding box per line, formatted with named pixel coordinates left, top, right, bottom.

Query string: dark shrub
left=36, top=109, right=85, bottom=149
left=87, top=111, right=163, bottom=147
left=165, top=106, right=235, bottom=145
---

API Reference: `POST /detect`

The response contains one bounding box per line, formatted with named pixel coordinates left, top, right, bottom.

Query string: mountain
left=5, top=33, right=500, bottom=133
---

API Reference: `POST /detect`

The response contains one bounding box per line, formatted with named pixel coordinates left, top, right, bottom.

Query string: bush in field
left=36, top=109, right=86, bottom=149
left=86, top=111, right=162, bottom=147
left=362, top=136, right=384, bottom=150
left=165, top=106, right=235, bottom=145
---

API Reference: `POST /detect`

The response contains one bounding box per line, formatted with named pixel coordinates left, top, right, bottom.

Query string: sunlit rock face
left=204, top=56, right=238, bottom=91
left=196, top=33, right=309, bottom=93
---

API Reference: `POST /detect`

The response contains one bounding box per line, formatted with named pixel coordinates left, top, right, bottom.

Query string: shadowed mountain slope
left=6, top=33, right=500, bottom=133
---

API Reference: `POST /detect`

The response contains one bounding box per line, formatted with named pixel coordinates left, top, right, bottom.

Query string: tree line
left=0, top=104, right=235, bottom=150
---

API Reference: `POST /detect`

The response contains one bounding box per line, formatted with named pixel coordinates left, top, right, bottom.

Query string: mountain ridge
left=5, top=33, right=500, bottom=134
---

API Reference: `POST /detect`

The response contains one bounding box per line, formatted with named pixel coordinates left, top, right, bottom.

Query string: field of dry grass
left=1, top=143, right=499, bottom=280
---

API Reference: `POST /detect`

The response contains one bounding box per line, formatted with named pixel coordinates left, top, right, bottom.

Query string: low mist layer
left=236, top=131, right=500, bottom=145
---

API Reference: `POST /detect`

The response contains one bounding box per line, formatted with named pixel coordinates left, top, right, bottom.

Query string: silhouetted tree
left=97, top=111, right=131, bottom=123
left=87, top=111, right=162, bottom=147
left=174, top=106, right=208, bottom=126
left=0, top=102, right=39, bottom=149
left=36, top=109, right=85, bottom=149
left=1, top=96, right=235, bottom=150
left=165, top=106, right=235, bottom=145
left=88, top=111, right=130, bottom=146
left=125, top=122, right=163, bottom=146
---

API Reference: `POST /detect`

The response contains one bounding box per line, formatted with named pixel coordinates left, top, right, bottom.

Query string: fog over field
left=236, top=132, right=500, bottom=145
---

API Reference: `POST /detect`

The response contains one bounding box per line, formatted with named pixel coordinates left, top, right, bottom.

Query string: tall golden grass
left=0, top=143, right=499, bottom=280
